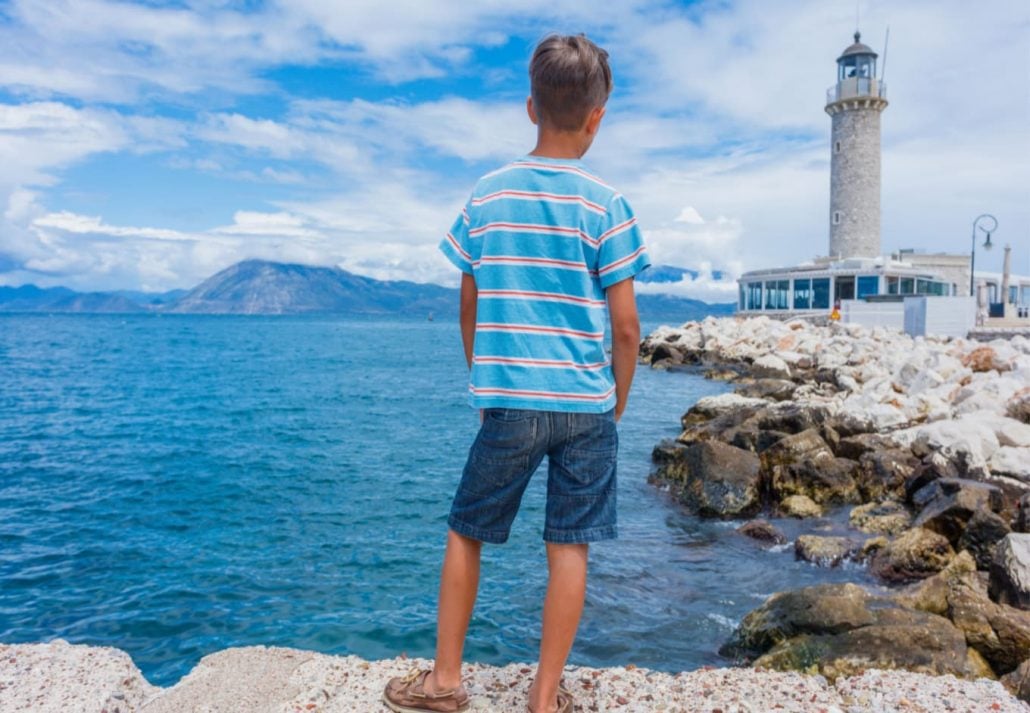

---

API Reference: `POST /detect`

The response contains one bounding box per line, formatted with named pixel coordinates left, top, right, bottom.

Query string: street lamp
left=970, top=214, right=997, bottom=297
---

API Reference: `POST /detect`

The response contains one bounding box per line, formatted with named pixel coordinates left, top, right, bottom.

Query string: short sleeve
left=438, top=200, right=474, bottom=275
left=597, top=194, right=651, bottom=288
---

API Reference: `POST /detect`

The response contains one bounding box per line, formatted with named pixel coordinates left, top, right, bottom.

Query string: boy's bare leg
left=528, top=543, right=589, bottom=712
left=429, top=529, right=483, bottom=691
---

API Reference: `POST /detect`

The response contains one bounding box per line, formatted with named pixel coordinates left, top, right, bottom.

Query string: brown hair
left=529, top=34, right=613, bottom=131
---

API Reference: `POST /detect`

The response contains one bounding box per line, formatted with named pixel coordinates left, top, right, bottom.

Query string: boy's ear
left=526, top=96, right=539, bottom=126
left=585, top=106, right=606, bottom=136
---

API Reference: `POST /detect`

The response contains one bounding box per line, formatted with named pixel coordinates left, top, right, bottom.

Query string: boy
left=384, top=34, right=649, bottom=713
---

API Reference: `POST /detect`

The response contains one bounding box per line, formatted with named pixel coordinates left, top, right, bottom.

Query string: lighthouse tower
left=825, top=31, right=888, bottom=260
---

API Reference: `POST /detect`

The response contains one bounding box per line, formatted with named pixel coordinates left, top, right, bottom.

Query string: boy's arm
left=607, top=277, right=640, bottom=422
left=460, top=272, right=478, bottom=370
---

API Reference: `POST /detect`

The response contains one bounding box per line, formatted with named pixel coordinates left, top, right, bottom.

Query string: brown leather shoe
left=383, top=668, right=470, bottom=712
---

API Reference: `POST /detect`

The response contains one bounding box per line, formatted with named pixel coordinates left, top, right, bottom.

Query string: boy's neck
left=528, top=129, right=592, bottom=160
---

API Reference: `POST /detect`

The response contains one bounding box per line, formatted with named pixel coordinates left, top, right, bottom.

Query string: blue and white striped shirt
left=439, top=155, right=651, bottom=413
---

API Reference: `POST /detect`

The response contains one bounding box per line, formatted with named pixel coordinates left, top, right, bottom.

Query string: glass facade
left=793, top=279, right=812, bottom=309
left=747, top=282, right=762, bottom=310
left=857, top=275, right=879, bottom=298
left=764, top=280, right=789, bottom=310
left=812, top=278, right=831, bottom=309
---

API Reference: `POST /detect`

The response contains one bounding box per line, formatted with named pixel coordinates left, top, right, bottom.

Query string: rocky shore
left=642, top=316, right=1030, bottom=702
left=2, top=639, right=1026, bottom=712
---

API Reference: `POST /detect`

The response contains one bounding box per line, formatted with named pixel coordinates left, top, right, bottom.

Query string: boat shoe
left=383, top=668, right=470, bottom=713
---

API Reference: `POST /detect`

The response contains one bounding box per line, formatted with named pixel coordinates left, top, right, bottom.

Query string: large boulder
left=1001, top=658, right=1030, bottom=702
left=681, top=393, right=767, bottom=427
left=720, top=583, right=979, bottom=682
left=650, top=441, right=762, bottom=519
left=849, top=500, right=913, bottom=535
left=870, top=527, right=955, bottom=583
left=752, top=353, right=791, bottom=380
left=991, top=534, right=1030, bottom=610
left=836, top=432, right=901, bottom=461
left=762, top=429, right=860, bottom=505
left=795, top=535, right=860, bottom=567
left=913, top=478, right=1006, bottom=545
left=855, top=449, right=920, bottom=502
left=959, top=509, right=1012, bottom=570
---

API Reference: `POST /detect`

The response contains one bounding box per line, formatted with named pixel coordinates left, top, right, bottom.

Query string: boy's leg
left=528, top=542, right=588, bottom=712
left=429, top=528, right=483, bottom=691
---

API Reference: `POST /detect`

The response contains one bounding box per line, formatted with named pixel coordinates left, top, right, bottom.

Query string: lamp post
left=970, top=214, right=997, bottom=297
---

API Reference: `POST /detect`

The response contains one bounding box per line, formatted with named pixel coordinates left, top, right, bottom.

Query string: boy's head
left=529, top=34, right=612, bottom=132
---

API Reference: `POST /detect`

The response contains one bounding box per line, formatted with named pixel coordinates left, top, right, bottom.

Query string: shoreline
left=2, top=639, right=1025, bottom=712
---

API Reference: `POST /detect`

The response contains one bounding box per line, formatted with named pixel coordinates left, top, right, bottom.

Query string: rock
left=963, top=345, right=1012, bottom=373
left=650, top=441, right=763, bottom=519
left=763, top=430, right=861, bottom=505
left=795, top=535, right=860, bottom=567
left=859, top=536, right=889, bottom=562
left=1008, top=387, right=1030, bottom=424
left=735, top=378, right=796, bottom=402
left=855, top=449, right=919, bottom=502
left=682, top=393, right=767, bottom=426
left=836, top=432, right=899, bottom=461
left=752, top=353, right=791, bottom=380
left=959, top=509, right=1012, bottom=570
left=755, top=401, right=837, bottom=436
left=778, top=494, right=823, bottom=518
left=870, top=527, right=955, bottom=583
left=907, top=415, right=1001, bottom=478
left=991, top=447, right=1030, bottom=481
left=991, top=534, right=1030, bottom=610
left=913, top=478, right=1006, bottom=545
left=1001, top=658, right=1030, bottom=702
left=650, top=342, right=685, bottom=365
left=721, top=583, right=978, bottom=682
left=849, top=501, right=913, bottom=535
left=897, top=550, right=978, bottom=617
left=1016, top=494, right=1030, bottom=533
left=948, top=569, right=1030, bottom=674
left=737, top=518, right=787, bottom=545
left=752, top=610, right=974, bottom=682
left=719, top=583, right=876, bottom=658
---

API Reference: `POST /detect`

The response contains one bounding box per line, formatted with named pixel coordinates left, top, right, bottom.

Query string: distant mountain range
left=0, top=259, right=735, bottom=321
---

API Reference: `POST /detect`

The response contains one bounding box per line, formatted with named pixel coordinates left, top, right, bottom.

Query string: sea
left=0, top=314, right=876, bottom=686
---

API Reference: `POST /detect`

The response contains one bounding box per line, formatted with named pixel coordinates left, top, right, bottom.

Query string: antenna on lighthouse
left=881, top=26, right=890, bottom=80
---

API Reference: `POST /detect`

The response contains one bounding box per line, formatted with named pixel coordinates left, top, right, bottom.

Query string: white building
left=736, top=31, right=1028, bottom=329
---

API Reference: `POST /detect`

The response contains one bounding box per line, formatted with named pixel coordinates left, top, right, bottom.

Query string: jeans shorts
left=447, top=408, right=618, bottom=544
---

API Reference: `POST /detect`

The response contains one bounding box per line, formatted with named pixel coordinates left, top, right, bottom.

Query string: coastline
left=2, top=639, right=1025, bottom=712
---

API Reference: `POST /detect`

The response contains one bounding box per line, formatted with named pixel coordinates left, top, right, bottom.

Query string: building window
left=793, top=279, right=812, bottom=309
left=834, top=141, right=841, bottom=154
left=812, top=278, right=831, bottom=309
left=833, top=211, right=841, bottom=225
left=764, top=281, right=789, bottom=310
left=900, top=278, right=915, bottom=294
left=747, top=282, right=763, bottom=310
left=857, top=275, right=879, bottom=299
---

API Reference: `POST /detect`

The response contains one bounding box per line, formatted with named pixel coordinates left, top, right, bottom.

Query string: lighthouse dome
left=838, top=31, right=877, bottom=60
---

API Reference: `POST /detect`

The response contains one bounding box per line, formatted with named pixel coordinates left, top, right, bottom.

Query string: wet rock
left=855, top=449, right=919, bottom=502
left=990, top=534, right=1030, bottom=610
left=650, top=441, right=762, bottom=519
left=719, top=583, right=876, bottom=659
left=650, top=342, right=685, bottom=366
left=735, top=378, right=796, bottom=402
left=870, top=527, right=955, bottom=583
left=913, top=477, right=1006, bottom=546
left=948, top=569, right=1030, bottom=674
left=959, top=510, right=1012, bottom=570
left=849, top=501, right=913, bottom=535
left=681, top=393, right=767, bottom=427
left=795, top=535, right=860, bottom=567
left=737, top=518, right=787, bottom=546
left=778, top=494, right=823, bottom=518
left=764, top=431, right=861, bottom=506
left=755, top=402, right=835, bottom=437
left=721, top=583, right=978, bottom=681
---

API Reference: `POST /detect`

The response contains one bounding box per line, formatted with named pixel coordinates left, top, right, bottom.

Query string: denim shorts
left=448, top=408, right=618, bottom=544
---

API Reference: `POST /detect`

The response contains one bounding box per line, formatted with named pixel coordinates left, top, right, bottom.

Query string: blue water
left=0, top=315, right=875, bottom=686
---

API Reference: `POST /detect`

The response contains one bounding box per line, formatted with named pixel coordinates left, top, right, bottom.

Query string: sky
left=0, top=0, right=1027, bottom=302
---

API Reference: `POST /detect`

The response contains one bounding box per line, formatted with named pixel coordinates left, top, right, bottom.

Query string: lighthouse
left=825, top=31, right=888, bottom=260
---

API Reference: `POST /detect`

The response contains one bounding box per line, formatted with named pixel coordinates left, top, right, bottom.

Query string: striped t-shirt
left=438, top=155, right=651, bottom=413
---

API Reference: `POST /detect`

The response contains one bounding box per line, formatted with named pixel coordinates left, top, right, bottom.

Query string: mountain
left=636, top=264, right=726, bottom=283
left=165, top=259, right=457, bottom=315
left=0, top=260, right=736, bottom=319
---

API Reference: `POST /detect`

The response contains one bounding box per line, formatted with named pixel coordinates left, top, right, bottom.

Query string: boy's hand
left=607, top=278, right=640, bottom=425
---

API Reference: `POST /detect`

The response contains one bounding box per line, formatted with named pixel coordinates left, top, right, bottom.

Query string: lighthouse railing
left=826, top=78, right=887, bottom=104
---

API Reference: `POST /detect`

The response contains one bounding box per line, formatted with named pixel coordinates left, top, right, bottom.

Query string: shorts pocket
left=471, top=411, right=537, bottom=466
